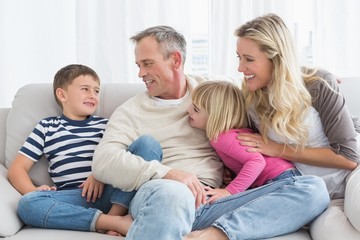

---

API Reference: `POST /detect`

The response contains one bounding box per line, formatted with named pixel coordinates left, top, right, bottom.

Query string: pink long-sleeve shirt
left=210, top=128, right=294, bottom=194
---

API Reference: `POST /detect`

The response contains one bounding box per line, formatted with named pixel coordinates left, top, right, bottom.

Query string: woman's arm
left=237, top=132, right=357, bottom=170
left=309, top=69, right=359, bottom=162
left=238, top=68, right=359, bottom=170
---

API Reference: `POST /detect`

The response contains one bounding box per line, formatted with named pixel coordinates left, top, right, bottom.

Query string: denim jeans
left=126, top=174, right=330, bottom=240
left=17, top=135, right=162, bottom=232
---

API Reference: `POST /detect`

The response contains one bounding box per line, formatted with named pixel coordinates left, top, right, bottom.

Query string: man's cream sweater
left=93, top=75, right=223, bottom=191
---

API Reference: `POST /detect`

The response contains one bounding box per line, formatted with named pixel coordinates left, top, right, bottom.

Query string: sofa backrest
left=338, top=77, right=360, bottom=118
left=5, top=83, right=144, bottom=186
left=0, top=108, right=10, bottom=166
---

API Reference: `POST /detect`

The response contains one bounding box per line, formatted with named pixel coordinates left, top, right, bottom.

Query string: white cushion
left=5, top=84, right=60, bottom=186
left=345, top=164, right=360, bottom=231
left=310, top=199, right=360, bottom=240
left=0, top=165, right=23, bottom=237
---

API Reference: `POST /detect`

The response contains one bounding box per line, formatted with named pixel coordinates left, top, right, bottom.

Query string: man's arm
left=92, top=104, right=171, bottom=191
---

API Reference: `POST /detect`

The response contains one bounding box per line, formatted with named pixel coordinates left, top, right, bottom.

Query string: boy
left=7, top=64, right=161, bottom=236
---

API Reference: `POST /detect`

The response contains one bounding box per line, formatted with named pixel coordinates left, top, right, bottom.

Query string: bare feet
left=106, top=230, right=120, bottom=236
left=96, top=214, right=133, bottom=236
left=183, top=227, right=228, bottom=240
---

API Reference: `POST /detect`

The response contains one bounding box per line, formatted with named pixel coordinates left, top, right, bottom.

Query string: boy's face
left=187, top=103, right=208, bottom=130
left=57, top=75, right=100, bottom=120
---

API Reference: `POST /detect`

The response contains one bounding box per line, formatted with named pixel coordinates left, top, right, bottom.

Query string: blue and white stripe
left=20, top=115, right=108, bottom=189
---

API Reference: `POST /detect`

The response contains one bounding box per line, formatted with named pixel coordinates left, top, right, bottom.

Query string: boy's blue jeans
left=17, top=135, right=162, bottom=231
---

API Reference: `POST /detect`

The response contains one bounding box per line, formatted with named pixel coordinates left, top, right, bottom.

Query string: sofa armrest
left=345, top=164, right=360, bottom=231
left=0, top=108, right=10, bottom=166
left=0, top=164, right=23, bottom=237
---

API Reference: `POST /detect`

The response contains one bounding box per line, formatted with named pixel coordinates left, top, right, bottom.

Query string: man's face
left=134, top=36, right=178, bottom=99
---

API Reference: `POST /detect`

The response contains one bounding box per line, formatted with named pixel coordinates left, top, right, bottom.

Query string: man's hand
left=79, top=174, right=104, bottom=202
left=163, top=169, right=206, bottom=208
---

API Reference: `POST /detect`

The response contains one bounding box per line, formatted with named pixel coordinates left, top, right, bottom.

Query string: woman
left=235, top=13, right=360, bottom=238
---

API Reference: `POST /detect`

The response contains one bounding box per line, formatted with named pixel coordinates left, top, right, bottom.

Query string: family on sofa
left=7, top=13, right=360, bottom=240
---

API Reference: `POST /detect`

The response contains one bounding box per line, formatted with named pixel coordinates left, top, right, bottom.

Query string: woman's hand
left=236, top=132, right=284, bottom=157
left=79, top=174, right=104, bottom=203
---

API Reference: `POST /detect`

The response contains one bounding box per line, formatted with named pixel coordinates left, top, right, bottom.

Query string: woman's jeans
left=126, top=173, right=330, bottom=240
left=17, top=135, right=162, bottom=232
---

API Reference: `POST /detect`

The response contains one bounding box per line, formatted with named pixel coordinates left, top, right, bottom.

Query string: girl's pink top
left=210, top=128, right=294, bottom=194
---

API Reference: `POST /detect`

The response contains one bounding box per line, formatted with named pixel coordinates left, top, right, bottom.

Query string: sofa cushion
left=5, top=84, right=61, bottom=186
left=345, top=163, right=360, bottom=231
left=0, top=164, right=23, bottom=237
left=310, top=198, right=360, bottom=240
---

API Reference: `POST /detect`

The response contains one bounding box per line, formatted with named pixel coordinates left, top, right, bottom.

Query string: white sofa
left=1, top=79, right=360, bottom=240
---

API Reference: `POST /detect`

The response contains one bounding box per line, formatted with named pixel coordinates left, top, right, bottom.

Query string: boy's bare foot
left=96, top=214, right=133, bottom=236
left=183, top=227, right=228, bottom=240
left=106, top=230, right=120, bottom=236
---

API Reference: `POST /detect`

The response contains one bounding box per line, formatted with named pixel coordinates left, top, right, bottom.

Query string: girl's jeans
left=126, top=171, right=330, bottom=240
left=17, top=135, right=162, bottom=231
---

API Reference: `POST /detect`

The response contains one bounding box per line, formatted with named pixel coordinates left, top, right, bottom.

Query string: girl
left=188, top=80, right=299, bottom=203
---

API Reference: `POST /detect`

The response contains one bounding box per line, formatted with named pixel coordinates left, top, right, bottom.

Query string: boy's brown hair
left=53, top=64, right=100, bottom=107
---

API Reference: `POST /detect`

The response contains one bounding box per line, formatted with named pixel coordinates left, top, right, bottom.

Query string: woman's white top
left=248, top=106, right=351, bottom=199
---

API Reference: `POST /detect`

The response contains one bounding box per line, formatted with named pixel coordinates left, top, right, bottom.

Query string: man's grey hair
left=130, top=25, right=187, bottom=64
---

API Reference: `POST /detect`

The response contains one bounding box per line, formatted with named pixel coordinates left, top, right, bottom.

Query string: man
left=92, top=26, right=329, bottom=240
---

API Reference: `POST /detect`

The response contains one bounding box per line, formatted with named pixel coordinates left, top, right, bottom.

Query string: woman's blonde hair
left=191, top=81, right=248, bottom=141
left=234, top=13, right=318, bottom=149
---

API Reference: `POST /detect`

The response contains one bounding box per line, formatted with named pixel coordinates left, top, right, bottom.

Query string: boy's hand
left=79, top=174, right=104, bottom=202
left=204, top=186, right=231, bottom=204
left=36, top=185, right=57, bottom=191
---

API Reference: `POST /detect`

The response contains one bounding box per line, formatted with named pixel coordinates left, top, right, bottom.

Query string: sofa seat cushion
left=4, top=227, right=121, bottom=240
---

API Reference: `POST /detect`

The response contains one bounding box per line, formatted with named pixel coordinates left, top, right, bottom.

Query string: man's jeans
left=17, top=135, right=162, bottom=231
left=126, top=174, right=330, bottom=240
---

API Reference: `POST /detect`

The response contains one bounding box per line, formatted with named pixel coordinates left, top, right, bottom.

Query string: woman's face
left=236, top=37, right=273, bottom=91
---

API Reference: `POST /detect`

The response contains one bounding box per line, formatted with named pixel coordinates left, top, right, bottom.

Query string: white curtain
left=1, top=0, right=359, bottom=107
left=209, top=0, right=360, bottom=79
left=0, top=0, right=193, bottom=107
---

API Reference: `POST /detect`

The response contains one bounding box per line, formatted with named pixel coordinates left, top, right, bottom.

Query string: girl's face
left=187, top=103, right=208, bottom=130
left=236, top=37, right=273, bottom=91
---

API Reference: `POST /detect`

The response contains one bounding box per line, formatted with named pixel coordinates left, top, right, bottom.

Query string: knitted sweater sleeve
left=92, top=93, right=171, bottom=191
left=307, top=68, right=359, bottom=162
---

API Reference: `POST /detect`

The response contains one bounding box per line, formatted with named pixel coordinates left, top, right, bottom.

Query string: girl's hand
left=36, top=185, right=57, bottom=191
left=79, top=174, right=104, bottom=202
left=237, top=132, right=284, bottom=157
left=204, top=186, right=231, bottom=204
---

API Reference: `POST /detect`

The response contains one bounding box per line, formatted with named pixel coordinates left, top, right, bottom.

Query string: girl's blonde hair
left=234, top=13, right=319, bottom=149
left=192, top=81, right=248, bottom=141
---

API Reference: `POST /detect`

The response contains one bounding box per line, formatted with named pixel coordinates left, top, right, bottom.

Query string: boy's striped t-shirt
left=19, top=115, right=108, bottom=190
